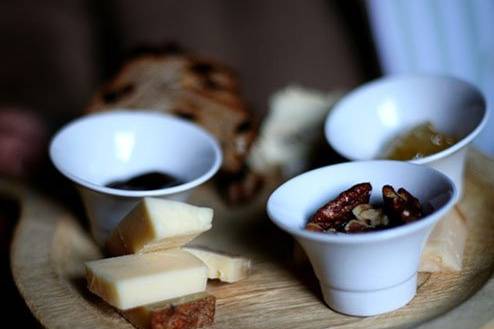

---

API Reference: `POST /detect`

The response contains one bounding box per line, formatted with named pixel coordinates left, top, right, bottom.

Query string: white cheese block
left=85, top=249, right=208, bottom=310
left=248, top=86, right=342, bottom=177
left=419, top=209, right=467, bottom=272
left=184, top=247, right=251, bottom=283
left=106, top=198, right=213, bottom=255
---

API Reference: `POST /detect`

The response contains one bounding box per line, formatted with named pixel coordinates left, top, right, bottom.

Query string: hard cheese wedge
left=419, top=208, right=467, bottom=272
left=106, top=198, right=213, bottom=256
left=85, top=249, right=208, bottom=310
left=122, top=292, right=216, bottom=329
left=184, top=247, right=251, bottom=283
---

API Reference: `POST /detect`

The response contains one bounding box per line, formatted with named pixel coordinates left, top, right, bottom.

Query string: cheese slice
left=106, top=198, right=213, bottom=256
left=184, top=247, right=251, bottom=283
left=122, top=292, right=216, bottom=329
left=85, top=249, right=208, bottom=310
left=419, top=208, right=467, bottom=272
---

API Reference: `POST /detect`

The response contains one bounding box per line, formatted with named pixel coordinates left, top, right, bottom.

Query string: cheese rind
left=85, top=249, right=208, bottom=310
left=106, top=198, right=213, bottom=256
left=122, top=292, right=216, bottom=329
left=184, top=247, right=251, bottom=283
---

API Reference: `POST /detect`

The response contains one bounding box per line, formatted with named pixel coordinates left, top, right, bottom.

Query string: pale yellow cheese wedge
left=184, top=247, right=251, bottom=283
left=106, top=198, right=213, bottom=256
left=122, top=292, right=215, bottom=329
left=419, top=209, right=467, bottom=272
left=85, top=249, right=208, bottom=310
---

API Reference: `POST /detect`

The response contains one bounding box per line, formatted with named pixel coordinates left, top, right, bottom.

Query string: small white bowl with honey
left=325, top=75, right=488, bottom=195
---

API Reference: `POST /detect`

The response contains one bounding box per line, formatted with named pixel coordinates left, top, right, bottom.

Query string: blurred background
left=0, top=0, right=492, bottom=327
left=0, top=0, right=381, bottom=121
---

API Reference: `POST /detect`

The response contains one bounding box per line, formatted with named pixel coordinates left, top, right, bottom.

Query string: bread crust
left=122, top=292, right=216, bottom=329
left=85, top=51, right=256, bottom=175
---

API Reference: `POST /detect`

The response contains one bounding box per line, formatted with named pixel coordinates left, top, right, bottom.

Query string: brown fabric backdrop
left=0, top=0, right=377, bottom=124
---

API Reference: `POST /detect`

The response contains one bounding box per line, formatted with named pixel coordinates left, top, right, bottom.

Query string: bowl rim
left=49, top=110, right=223, bottom=197
left=325, top=74, right=489, bottom=164
left=267, top=160, right=459, bottom=244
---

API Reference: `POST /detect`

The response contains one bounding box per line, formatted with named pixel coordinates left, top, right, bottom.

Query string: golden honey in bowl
left=385, top=122, right=457, bottom=160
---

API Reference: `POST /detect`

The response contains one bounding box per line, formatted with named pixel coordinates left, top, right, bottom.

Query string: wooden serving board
left=7, top=149, right=494, bottom=329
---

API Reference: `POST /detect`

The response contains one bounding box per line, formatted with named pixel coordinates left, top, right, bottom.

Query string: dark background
left=0, top=0, right=380, bottom=124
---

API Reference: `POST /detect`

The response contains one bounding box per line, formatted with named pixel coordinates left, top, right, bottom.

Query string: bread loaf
left=85, top=46, right=256, bottom=176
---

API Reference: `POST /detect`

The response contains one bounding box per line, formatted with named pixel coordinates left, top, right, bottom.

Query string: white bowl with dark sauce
left=50, top=110, right=222, bottom=244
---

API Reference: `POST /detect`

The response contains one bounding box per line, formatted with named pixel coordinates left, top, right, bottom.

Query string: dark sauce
left=105, top=171, right=184, bottom=191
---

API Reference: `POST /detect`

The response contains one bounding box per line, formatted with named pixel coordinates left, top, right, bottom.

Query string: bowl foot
left=321, top=273, right=417, bottom=317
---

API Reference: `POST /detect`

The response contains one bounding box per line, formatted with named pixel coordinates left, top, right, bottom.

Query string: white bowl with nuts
left=267, top=160, right=458, bottom=316
left=325, top=74, right=487, bottom=195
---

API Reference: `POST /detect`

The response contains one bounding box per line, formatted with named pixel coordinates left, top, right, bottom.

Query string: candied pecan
left=382, top=185, right=422, bottom=224
left=306, top=183, right=372, bottom=231
left=397, top=188, right=422, bottom=212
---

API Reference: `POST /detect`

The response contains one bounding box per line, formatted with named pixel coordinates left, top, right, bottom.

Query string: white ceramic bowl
left=50, top=111, right=222, bottom=244
left=267, top=161, right=458, bottom=316
left=325, top=75, right=487, bottom=195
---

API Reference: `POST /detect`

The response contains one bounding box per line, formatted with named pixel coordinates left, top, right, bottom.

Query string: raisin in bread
left=85, top=48, right=256, bottom=176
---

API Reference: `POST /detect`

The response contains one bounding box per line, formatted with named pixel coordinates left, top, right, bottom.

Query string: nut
left=352, top=203, right=389, bottom=227
left=344, top=219, right=369, bottom=233
left=305, top=183, right=424, bottom=234
left=307, top=182, right=372, bottom=231
left=382, top=185, right=422, bottom=224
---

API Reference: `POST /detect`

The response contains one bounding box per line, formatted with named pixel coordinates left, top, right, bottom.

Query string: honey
left=385, top=122, right=456, bottom=160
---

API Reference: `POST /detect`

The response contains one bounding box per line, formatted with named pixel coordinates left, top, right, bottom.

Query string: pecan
left=306, top=183, right=372, bottom=231
left=382, top=185, right=422, bottom=224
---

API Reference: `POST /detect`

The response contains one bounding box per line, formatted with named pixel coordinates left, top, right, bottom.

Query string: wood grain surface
left=6, top=149, right=494, bottom=329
